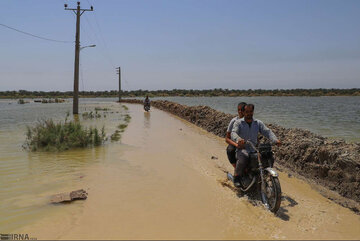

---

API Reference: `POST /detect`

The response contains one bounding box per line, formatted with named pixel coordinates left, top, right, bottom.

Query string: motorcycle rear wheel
left=263, top=174, right=282, bottom=213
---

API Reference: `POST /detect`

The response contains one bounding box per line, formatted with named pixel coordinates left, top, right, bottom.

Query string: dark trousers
left=226, top=144, right=237, bottom=164
left=235, top=149, right=250, bottom=177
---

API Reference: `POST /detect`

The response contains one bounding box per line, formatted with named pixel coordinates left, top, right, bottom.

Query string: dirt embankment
left=121, top=99, right=360, bottom=212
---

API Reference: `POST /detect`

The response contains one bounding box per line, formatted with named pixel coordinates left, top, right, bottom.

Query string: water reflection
left=144, top=112, right=150, bottom=129
left=26, top=147, right=103, bottom=176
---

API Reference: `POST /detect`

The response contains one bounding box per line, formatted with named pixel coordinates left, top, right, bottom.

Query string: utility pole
left=65, top=2, right=93, bottom=114
left=116, top=67, right=121, bottom=102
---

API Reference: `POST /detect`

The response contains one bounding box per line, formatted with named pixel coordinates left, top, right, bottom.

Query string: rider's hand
left=276, top=140, right=281, bottom=146
left=237, top=139, right=245, bottom=149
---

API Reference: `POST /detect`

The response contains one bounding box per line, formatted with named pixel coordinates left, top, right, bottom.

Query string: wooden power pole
left=65, top=2, right=93, bottom=114
left=116, top=67, right=121, bottom=102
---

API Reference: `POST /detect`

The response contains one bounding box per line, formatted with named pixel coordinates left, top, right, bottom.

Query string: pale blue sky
left=0, top=0, right=359, bottom=91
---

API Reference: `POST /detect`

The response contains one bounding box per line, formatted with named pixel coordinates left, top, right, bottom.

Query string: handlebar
left=243, top=139, right=279, bottom=151
left=245, top=140, right=257, bottom=151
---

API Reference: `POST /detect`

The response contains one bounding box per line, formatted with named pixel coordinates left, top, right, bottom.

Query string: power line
left=81, top=21, right=96, bottom=45
left=0, top=23, right=73, bottom=43
left=82, top=15, right=99, bottom=46
left=85, top=0, right=129, bottom=89
left=81, top=22, right=116, bottom=69
left=84, top=0, right=117, bottom=67
left=91, top=7, right=116, bottom=65
left=83, top=15, right=116, bottom=68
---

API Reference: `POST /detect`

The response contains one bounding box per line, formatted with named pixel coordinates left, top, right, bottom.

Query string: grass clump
left=41, top=98, right=65, bottom=104
left=18, top=99, right=29, bottom=104
left=82, top=111, right=102, bottom=119
left=110, top=112, right=131, bottom=142
left=95, top=107, right=109, bottom=111
left=124, top=114, right=131, bottom=122
left=110, top=130, right=121, bottom=141
left=117, top=123, right=128, bottom=132
left=122, top=105, right=129, bottom=110
left=24, top=116, right=106, bottom=152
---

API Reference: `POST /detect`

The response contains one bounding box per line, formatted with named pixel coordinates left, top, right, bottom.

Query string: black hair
left=238, top=102, right=247, bottom=111
left=245, top=103, right=255, bottom=111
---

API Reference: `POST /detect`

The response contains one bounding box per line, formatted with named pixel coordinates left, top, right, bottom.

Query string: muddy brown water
left=5, top=104, right=360, bottom=239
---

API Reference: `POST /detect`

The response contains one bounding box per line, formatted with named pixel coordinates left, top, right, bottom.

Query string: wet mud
left=121, top=99, right=360, bottom=213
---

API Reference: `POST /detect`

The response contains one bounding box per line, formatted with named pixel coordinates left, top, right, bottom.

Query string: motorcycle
left=144, top=103, right=150, bottom=112
left=227, top=140, right=282, bottom=213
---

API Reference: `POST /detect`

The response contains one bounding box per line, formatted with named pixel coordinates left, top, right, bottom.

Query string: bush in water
left=24, top=116, right=106, bottom=152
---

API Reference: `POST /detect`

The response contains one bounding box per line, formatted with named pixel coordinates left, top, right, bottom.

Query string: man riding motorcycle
left=231, top=104, right=281, bottom=188
left=144, top=95, right=151, bottom=110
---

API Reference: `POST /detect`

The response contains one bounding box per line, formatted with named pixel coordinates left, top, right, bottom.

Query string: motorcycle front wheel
left=263, top=174, right=282, bottom=214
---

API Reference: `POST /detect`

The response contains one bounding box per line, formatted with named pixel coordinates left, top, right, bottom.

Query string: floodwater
left=1, top=101, right=359, bottom=239
left=0, top=99, right=128, bottom=232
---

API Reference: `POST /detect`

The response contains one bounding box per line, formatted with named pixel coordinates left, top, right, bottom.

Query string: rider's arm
left=225, top=132, right=238, bottom=147
left=225, top=118, right=238, bottom=147
left=258, top=120, right=278, bottom=144
left=231, top=120, right=242, bottom=143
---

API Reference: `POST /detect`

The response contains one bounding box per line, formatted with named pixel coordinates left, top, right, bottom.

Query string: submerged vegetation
left=82, top=111, right=102, bottom=119
left=23, top=103, right=131, bottom=149
left=110, top=108, right=131, bottom=142
left=110, top=130, right=121, bottom=141
left=124, top=114, right=131, bottom=122
left=82, top=107, right=111, bottom=119
left=18, top=99, right=27, bottom=104
left=39, top=98, right=65, bottom=103
left=117, top=123, right=128, bottom=131
left=95, top=107, right=109, bottom=111
left=2, top=88, right=360, bottom=99
left=24, top=115, right=106, bottom=152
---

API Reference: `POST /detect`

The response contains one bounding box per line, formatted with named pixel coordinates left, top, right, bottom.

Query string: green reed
left=24, top=115, right=106, bottom=152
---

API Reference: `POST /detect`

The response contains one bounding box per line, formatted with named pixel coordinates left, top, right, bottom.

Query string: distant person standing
left=144, top=95, right=151, bottom=111
left=225, top=102, right=246, bottom=168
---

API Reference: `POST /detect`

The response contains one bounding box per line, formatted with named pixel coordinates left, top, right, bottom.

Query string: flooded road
left=12, top=103, right=360, bottom=240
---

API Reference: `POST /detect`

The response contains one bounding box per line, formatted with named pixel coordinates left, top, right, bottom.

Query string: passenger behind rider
left=225, top=102, right=246, bottom=168
left=231, top=104, right=281, bottom=188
